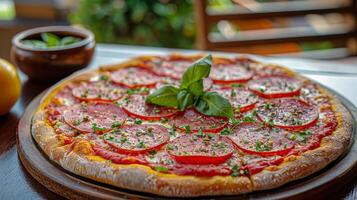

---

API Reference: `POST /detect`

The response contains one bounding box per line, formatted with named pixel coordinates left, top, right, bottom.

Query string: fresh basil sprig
left=22, top=32, right=81, bottom=49
left=146, top=55, right=233, bottom=118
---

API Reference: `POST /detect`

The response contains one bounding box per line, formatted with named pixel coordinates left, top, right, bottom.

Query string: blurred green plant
left=69, top=0, right=195, bottom=48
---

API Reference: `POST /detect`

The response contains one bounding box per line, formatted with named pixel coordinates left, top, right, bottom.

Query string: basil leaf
left=146, top=85, right=179, bottom=107
left=180, top=55, right=212, bottom=90
left=22, top=40, right=47, bottom=49
left=177, top=90, right=194, bottom=111
left=195, top=92, right=234, bottom=118
left=41, top=32, right=60, bottom=47
left=60, top=36, right=81, bottom=46
left=187, top=80, right=204, bottom=96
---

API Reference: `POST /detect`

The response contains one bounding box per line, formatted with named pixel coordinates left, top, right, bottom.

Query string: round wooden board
left=17, top=87, right=357, bottom=200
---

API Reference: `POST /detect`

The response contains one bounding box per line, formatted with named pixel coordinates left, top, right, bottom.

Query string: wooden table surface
left=1, top=44, right=357, bottom=200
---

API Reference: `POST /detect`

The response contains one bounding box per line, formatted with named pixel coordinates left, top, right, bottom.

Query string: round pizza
left=31, top=54, right=353, bottom=197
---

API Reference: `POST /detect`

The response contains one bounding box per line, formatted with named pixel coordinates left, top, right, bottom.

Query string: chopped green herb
left=111, top=122, right=121, bottom=129
left=134, top=118, right=143, bottom=125
left=136, top=141, right=146, bottom=148
left=92, top=123, right=106, bottom=132
left=231, top=165, right=240, bottom=177
left=100, top=75, right=109, bottom=81
left=166, top=144, right=174, bottom=150
left=161, top=118, right=168, bottom=123
left=154, top=166, right=169, bottom=173
left=183, top=125, right=191, bottom=134
left=220, top=128, right=232, bottom=135
left=255, top=141, right=263, bottom=152
left=231, top=83, right=243, bottom=88
left=148, top=150, right=157, bottom=155
left=197, top=129, right=204, bottom=137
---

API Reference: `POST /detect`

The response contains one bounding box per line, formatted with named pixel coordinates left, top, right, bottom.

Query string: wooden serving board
left=17, top=87, right=357, bottom=200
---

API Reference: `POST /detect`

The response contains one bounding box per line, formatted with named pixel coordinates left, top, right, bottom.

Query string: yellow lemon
left=0, top=58, right=21, bottom=115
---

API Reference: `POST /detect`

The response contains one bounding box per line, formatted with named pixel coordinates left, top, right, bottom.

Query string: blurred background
left=1, top=0, right=356, bottom=60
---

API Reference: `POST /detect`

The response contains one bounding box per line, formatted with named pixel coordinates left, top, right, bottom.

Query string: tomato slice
left=168, top=108, right=228, bottom=133
left=248, top=76, right=302, bottom=98
left=210, top=63, right=254, bottom=84
left=229, top=122, right=294, bottom=156
left=110, top=66, right=162, bottom=88
left=213, top=87, right=259, bottom=113
left=256, top=98, right=319, bottom=130
left=121, top=94, right=180, bottom=120
left=63, top=103, right=127, bottom=134
left=167, top=134, right=234, bottom=165
left=103, top=124, right=170, bottom=155
left=72, top=81, right=124, bottom=102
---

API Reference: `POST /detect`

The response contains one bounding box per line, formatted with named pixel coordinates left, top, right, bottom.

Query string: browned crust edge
left=31, top=54, right=353, bottom=197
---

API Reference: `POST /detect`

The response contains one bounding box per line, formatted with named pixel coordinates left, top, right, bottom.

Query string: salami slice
left=248, top=76, right=302, bottom=98
left=229, top=122, right=294, bottom=156
left=151, top=59, right=192, bottom=80
left=256, top=98, right=319, bottom=130
left=213, top=87, right=259, bottom=113
left=168, top=108, right=228, bottom=133
left=72, top=81, right=124, bottom=102
left=103, top=124, right=170, bottom=154
left=210, top=64, right=254, bottom=84
left=122, top=94, right=179, bottom=120
left=63, top=103, right=127, bottom=133
left=111, top=66, right=162, bottom=88
left=167, top=134, right=234, bottom=165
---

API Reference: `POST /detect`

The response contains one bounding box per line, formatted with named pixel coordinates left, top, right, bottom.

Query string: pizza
left=31, top=54, right=353, bottom=197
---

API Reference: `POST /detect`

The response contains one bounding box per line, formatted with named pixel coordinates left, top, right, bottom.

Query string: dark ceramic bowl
left=11, top=26, right=95, bottom=81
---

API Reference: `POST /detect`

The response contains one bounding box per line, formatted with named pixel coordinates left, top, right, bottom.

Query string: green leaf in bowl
left=60, top=36, right=81, bottom=46
left=21, top=40, right=47, bottom=49
left=41, top=32, right=60, bottom=47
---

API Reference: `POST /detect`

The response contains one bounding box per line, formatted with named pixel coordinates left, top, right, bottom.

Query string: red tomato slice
left=121, top=94, right=180, bottom=120
left=72, top=81, right=124, bottom=102
left=63, top=103, right=127, bottom=134
left=210, top=63, right=254, bottom=84
left=167, top=134, right=234, bottom=165
left=256, top=98, right=319, bottom=130
left=213, top=87, right=259, bottom=113
left=248, top=76, right=302, bottom=99
left=229, top=122, right=294, bottom=157
left=103, top=124, right=170, bottom=155
left=110, top=66, right=162, bottom=88
left=168, top=108, right=228, bottom=133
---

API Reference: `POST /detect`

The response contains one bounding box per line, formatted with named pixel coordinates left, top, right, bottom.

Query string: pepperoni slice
left=111, top=67, right=162, bottom=88
left=103, top=124, right=170, bottom=154
left=72, top=81, right=124, bottom=102
left=213, top=87, right=259, bottom=113
left=167, top=134, right=234, bottom=165
left=63, top=103, right=127, bottom=133
left=256, top=98, right=319, bottom=130
left=122, top=94, right=179, bottom=120
left=229, top=122, right=294, bottom=156
left=151, top=59, right=192, bottom=80
left=210, top=63, right=254, bottom=84
left=248, top=76, right=302, bottom=98
left=168, top=108, right=228, bottom=133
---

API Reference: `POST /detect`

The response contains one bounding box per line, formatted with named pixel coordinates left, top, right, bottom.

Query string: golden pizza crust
left=31, top=54, right=354, bottom=197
